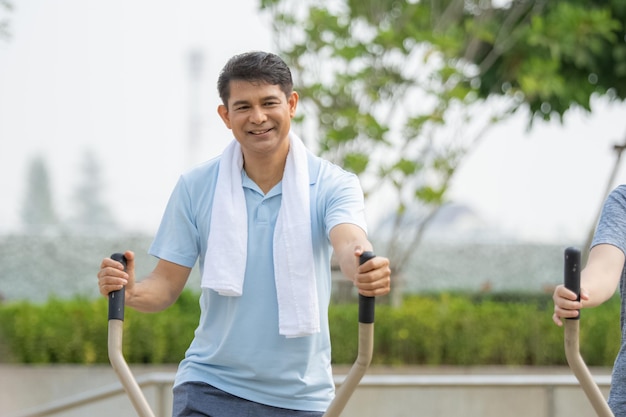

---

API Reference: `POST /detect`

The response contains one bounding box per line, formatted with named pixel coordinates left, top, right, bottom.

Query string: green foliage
left=259, top=1, right=626, bottom=293
left=461, top=1, right=626, bottom=121
left=123, top=290, right=199, bottom=364
left=1, top=291, right=619, bottom=367
left=260, top=1, right=513, bottom=287
left=0, top=297, right=107, bottom=363
left=0, top=290, right=199, bottom=364
left=365, top=293, right=588, bottom=366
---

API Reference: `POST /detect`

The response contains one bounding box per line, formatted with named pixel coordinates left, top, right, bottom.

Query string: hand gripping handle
left=563, top=247, right=581, bottom=320
left=358, top=251, right=376, bottom=324
left=108, top=253, right=127, bottom=321
left=562, top=246, right=615, bottom=416
left=323, top=251, right=378, bottom=417
left=107, top=252, right=156, bottom=417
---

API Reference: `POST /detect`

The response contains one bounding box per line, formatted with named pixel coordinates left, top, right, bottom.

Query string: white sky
left=1, top=0, right=625, bottom=244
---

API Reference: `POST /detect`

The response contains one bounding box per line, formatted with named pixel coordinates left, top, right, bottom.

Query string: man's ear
left=217, top=104, right=231, bottom=129
left=288, top=91, right=299, bottom=118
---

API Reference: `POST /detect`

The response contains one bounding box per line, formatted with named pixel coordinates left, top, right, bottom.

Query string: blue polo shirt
left=148, top=148, right=367, bottom=412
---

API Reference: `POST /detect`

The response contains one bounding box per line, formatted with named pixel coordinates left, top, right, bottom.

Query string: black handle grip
left=564, top=247, right=581, bottom=320
left=358, top=251, right=376, bottom=324
left=108, top=253, right=127, bottom=321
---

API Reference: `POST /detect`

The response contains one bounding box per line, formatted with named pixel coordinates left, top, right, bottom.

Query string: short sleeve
left=592, top=184, right=626, bottom=256
left=148, top=175, right=202, bottom=268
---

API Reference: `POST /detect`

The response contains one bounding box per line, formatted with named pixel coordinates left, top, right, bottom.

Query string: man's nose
left=249, top=106, right=267, bottom=124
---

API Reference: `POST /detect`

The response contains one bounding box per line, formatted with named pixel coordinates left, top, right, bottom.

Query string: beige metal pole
left=564, top=320, right=614, bottom=417
left=108, top=319, right=156, bottom=417
left=323, top=323, right=374, bottom=417
left=323, top=251, right=376, bottom=417
left=108, top=253, right=156, bottom=417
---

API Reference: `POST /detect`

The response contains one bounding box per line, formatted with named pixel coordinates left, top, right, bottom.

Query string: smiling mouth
left=249, top=128, right=273, bottom=135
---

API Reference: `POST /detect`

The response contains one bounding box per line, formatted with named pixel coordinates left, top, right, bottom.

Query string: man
left=553, top=184, right=626, bottom=416
left=97, top=51, right=391, bottom=417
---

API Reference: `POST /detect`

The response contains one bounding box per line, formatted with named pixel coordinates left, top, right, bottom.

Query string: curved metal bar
left=564, top=320, right=614, bottom=417
left=108, top=253, right=156, bottom=417
left=323, top=323, right=374, bottom=417
left=108, top=320, right=156, bottom=417
left=563, top=247, right=614, bottom=417
left=323, top=251, right=376, bottom=417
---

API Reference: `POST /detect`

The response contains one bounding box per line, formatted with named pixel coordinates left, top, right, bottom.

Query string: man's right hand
left=552, top=284, right=586, bottom=326
left=97, top=250, right=134, bottom=297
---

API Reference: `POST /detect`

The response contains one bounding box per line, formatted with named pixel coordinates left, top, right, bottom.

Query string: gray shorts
left=172, top=381, right=325, bottom=417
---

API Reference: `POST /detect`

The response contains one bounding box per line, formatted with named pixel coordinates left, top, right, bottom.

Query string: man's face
left=217, top=80, right=298, bottom=157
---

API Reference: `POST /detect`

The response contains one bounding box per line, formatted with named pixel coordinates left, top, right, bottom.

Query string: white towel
left=202, top=132, right=319, bottom=338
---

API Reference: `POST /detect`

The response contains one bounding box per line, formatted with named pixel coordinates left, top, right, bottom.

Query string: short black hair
left=217, top=51, right=293, bottom=106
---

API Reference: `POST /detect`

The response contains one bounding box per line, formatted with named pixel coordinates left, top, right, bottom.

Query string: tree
left=459, top=0, right=626, bottom=122
left=454, top=0, right=626, bottom=261
left=68, top=148, right=117, bottom=232
left=21, top=155, right=59, bottom=232
left=0, top=0, right=12, bottom=41
left=260, top=0, right=626, bottom=304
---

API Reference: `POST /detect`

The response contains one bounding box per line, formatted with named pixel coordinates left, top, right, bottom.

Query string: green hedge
left=0, top=291, right=620, bottom=366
